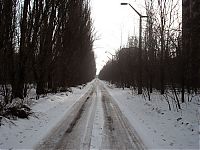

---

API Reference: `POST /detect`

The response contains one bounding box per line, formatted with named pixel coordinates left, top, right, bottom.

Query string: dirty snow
left=102, top=81, right=200, bottom=149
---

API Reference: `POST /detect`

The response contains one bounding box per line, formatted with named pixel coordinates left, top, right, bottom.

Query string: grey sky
left=91, top=0, right=146, bottom=74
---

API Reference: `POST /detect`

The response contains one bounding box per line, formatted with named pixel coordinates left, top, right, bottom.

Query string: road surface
left=36, top=79, right=146, bottom=150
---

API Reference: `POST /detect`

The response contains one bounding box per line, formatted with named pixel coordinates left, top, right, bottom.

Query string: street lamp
left=105, top=51, right=115, bottom=84
left=105, top=51, right=115, bottom=60
left=121, top=2, right=148, bottom=94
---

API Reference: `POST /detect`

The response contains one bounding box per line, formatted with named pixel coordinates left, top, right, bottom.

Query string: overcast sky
left=91, top=0, right=146, bottom=74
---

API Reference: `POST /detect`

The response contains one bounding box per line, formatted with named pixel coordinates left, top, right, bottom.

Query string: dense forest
left=0, top=0, right=96, bottom=106
left=99, top=0, right=200, bottom=106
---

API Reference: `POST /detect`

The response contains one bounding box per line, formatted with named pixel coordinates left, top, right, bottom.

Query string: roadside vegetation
left=99, top=0, right=200, bottom=110
left=0, top=0, right=96, bottom=120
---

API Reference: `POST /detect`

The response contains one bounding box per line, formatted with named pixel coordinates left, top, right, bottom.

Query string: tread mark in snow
left=65, top=98, right=89, bottom=133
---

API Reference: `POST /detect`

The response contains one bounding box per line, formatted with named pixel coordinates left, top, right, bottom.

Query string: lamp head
left=121, top=3, right=128, bottom=5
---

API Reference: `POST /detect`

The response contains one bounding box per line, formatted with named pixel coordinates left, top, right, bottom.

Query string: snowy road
left=36, top=79, right=145, bottom=149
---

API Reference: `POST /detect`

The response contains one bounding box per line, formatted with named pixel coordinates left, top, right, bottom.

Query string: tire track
left=100, top=86, right=146, bottom=150
left=36, top=80, right=146, bottom=150
left=35, top=84, right=96, bottom=150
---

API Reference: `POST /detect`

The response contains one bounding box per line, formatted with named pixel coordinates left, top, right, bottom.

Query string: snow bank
left=0, top=81, right=93, bottom=149
left=103, top=81, right=199, bottom=149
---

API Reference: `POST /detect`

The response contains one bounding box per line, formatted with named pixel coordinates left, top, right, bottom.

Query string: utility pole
left=121, top=3, right=148, bottom=94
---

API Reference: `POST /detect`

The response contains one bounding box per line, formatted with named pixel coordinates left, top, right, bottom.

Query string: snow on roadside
left=0, top=81, right=94, bottom=149
left=102, top=81, right=199, bottom=149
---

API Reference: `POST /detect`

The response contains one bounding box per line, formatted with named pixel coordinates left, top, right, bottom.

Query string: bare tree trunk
left=12, top=0, right=30, bottom=99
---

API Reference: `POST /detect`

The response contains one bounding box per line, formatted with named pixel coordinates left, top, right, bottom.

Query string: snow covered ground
left=0, top=81, right=94, bottom=149
left=0, top=79, right=199, bottom=149
left=102, top=81, right=200, bottom=149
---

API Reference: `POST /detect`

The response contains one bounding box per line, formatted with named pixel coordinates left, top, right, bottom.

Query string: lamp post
left=105, top=51, right=115, bottom=84
left=105, top=51, right=115, bottom=61
left=121, top=2, right=148, bottom=94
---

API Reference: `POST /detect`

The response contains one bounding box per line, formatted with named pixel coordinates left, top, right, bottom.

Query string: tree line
left=99, top=0, right=199, bottom=107
left=0, top=0, right=96, bottom=104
